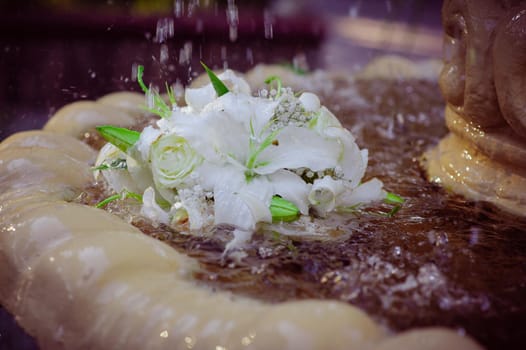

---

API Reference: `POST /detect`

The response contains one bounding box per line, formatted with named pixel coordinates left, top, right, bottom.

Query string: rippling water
left=130, top=78, right=526, bottom=350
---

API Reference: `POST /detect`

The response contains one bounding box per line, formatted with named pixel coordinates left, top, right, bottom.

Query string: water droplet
left=393, top=246, right=402, bottom=257
left=184, top=336, right=195, bottom=348
left=154, top=18, right=174, bottom=43
left=226, top=0, right=239, bottom=42
left=195, top=19, right=204, bottom=33
left=174, top=0, right=184, bottom=17
left=131, top=63, right=139, bottom=81
left=179, top=42, right=193, bottom=66
left=245, top=48, right=254, bottom=65
left=160, top=44, right=169, bottom=64
left=349, top=0, right=362, bottom=18
left=385, top=0, right=392, bottom=13
left=187, top=0, right=199, bottom=17
left=263, top=9, right=274, bottom=39
left=469, top=226, right=480, bottom=245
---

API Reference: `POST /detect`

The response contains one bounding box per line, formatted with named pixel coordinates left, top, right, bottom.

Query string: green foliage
left=270, top=196, right=300, bottom=222
left=96, top=126, right=140, bottom=153
left=201, top=61, right=229, bottom=97
left=95, top=190, right=143, bottom=209
left=137, top=65, right=173, bottom=118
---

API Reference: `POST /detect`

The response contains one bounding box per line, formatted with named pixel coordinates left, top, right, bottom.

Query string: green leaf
left=95, top=190, right=143, bottom=209
left=264, top=75, right=283, bottom=98
left=384, top=192, right=405, bottom=205
left=95, top=194, right=121, bottom=208
left=165, top=82, right=177, bottom=106
left=201, top=61, right=229, bottom=97
left=386, top=205, right=402, bottom=217
left=91, top=158, right=127, bottom=171
left=96, top=126, right=140, bottom=153
left=337, top=202, right=363, bottom=214
left=136, top=65, right=172, bottom=118
left=136, top=65, right=149, bottom=94
left=270, top=196, right=300, bottom=222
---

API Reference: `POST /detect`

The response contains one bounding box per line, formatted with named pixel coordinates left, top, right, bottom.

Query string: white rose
left=150, top=133, right=203, bottom=191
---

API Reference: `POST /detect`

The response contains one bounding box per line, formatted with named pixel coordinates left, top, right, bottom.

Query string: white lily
left=96, top=69, right=389, bottom=244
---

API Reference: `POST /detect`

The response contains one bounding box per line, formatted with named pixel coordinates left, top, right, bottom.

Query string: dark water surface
left=133, top=78, right=526, bottom=350
left=1, top=77, right=525, bottom=350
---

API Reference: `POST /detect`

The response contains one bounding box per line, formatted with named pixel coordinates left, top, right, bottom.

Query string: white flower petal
left=256, top=126, right=340, bottom=175
left=308, top=176, right=345, bottom=216
left=313, top=116, right=367, bottom=187
left=337, top=178, right=386, bottom=207
left=217, top=69, right=252, bottom=94
left=213, top=171, right=272, bottom=230
left=176, top=187, right=212, bottom=230
left=299, top=92, right=320, bottom=112
left=202, top=93, right=277, bottom=137
left=126, top=155, right=154, bottom=193
left=268, top=170, right=311, bottom=215
left=184, top=84, right=216, bottom=112
left=134, top=125, right=161, bottom=162
left=95, top=143, right=140, bottom=193
left=184, top=69, right=250, bottom=112
left=338, top=129, right=368, bottom=187
left=224, top=228, right=252, bottom=253
left=312, top=106, right=343, bottom=133
left=140, top=187, right=170, bottom=225
left=175, top=110, right=249, bottom=165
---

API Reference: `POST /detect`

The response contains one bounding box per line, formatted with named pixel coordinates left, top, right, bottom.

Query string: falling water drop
left=174, top=0, right=184, bottom=17
left=187, top=0, right=199, bottom=17
left=349, top=0, right=363, bottom=18
left=154, top=18, right=174, bottom=43
left=221, top=46, right=228, bottom=69
left=246, top=48, right=254, bottom=65
left=160, top=44, right=169, bottom=64
left=385, top=0, right=392, bottom=13
left=263, top=9, right=274, bottom=39
left=131, top=63, right=139, bottom=82
left=195, top=19, right=204, bottom=33
left=179, top=42, right=193, bottom=66
left=226, top=0, right=239, bottom=42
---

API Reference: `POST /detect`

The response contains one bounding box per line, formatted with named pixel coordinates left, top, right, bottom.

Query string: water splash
left=154, top=18, right=175, bottom=44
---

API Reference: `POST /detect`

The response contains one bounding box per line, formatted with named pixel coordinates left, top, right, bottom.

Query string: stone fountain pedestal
left=423, top=105, right=526, bottom=216
left=423, top=0, right=526, bottom=217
